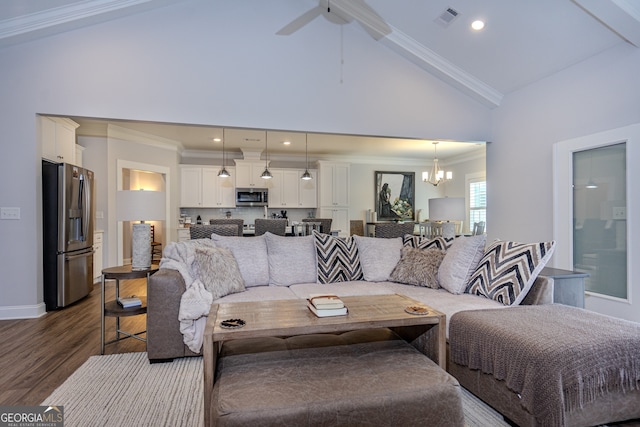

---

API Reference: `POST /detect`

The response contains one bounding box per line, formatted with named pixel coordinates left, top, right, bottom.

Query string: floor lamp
left=117, top=190, right=166, bottom=270
left=428, top=197, right=465, bottom=239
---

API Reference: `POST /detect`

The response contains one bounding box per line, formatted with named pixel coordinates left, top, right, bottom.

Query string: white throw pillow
left=210, top=234, right=269, bottom=287
left=264, top=233, right=318, bottom=286
left=353, top=235, right=403, bottom=282
left=438, top=234, right=487, bottom=294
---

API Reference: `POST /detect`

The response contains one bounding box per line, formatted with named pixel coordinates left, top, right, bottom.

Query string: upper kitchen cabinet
left=269, top=169, right=318, bottom=209
left=298, top=169, right=317, bottom=208
left=318, top=161, right=350, bottom=207
left=40, top=116, right=79, bottom=164
left=234, top=161, right=269, bottom=188
left=180, top=166, right=235, bottom=208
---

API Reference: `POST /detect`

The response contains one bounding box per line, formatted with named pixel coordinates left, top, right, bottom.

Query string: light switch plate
left=1, top=207, right=20, bottom=220
left=612, top=207, right=626, bottom=220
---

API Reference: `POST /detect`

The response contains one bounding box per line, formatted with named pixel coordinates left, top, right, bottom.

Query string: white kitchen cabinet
left=234, top=161, right=268, bottom=188
left=298, top=169, right=317, bottom=208
left=93, top=231, right=103, bottom=282
left=318, top=161, right=350, bottom=207
left=319, top=208, right=349, bottom=237
left=180, top=166, right=235, bottom=208
left=40, top=116, right=79, bottom=164
left=269, top=169, right=317, bottom=208
left=268, top=169, right=299, bottom=208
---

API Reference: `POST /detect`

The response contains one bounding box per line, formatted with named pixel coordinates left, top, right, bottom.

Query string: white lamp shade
left=116, top=190, right=166, bottom=222
left=428, top=197, right=465, bottom=221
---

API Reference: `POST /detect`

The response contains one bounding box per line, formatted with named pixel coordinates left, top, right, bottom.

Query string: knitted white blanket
left=159, top=239, right=216, bottom=353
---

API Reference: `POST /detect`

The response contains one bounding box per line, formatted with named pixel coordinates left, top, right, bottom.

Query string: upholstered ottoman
left=210, top=328, right=464, bottom=427
left=449, top=304, right=640, bottom=427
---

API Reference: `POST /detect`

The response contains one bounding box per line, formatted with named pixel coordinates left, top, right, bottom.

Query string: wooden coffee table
left=202, top=293, right=445, bottom=426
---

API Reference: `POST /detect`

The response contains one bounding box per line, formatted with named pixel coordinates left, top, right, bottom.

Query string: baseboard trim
left=0, top=302, right=46, bottom=319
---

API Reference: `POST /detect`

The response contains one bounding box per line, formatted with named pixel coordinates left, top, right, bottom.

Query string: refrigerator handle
left=81, top=174, right=90, bottom=241
left=65, top=249, right=95, bottom=261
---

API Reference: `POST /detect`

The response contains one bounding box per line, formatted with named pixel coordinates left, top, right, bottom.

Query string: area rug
left=42, top=352, right=507, bottom=427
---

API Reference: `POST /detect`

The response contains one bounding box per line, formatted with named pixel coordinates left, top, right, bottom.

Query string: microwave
left=236, top=188, right=268, bottom=207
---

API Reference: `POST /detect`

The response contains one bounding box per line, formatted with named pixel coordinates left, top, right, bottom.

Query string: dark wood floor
left=0, top=277, right=147, bottom=406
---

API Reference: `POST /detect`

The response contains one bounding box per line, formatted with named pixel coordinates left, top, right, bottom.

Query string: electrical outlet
left=612, top=207, right=626, bottom=220
left=96, top=211, right=104, bottom=219
left=1, top=207, right=20, bottom=220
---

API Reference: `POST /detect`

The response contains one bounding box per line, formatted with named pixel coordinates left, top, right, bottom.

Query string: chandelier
left=422, top=142, right=452, bottom=186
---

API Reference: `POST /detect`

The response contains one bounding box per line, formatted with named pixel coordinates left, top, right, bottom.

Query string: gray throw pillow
left=390, top=247, right=446, bottom=288
left=353, top=235, right=403, bottom=282
left=193, top=246, right=245, bottom=300
left=264, top=233, right=318, bottom=286
left=438, top=234, right=487, bottom=294
left=210, top=234, right=269, bottom=287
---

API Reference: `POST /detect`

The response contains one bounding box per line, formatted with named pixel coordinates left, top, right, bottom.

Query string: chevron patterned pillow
left=465, top=240, right=556, bottom=306
left=313, top=231, right=364, bottom=284
left=402, top=235, right=453, bottom=250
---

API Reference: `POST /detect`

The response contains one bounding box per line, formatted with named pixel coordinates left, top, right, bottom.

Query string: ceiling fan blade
left=276, top=6, right=323, bottom=35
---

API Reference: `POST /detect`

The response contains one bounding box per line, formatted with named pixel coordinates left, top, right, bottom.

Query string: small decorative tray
left=220, top=319, right=246, bottom=329
left=404, top=306, right=430, bottom=315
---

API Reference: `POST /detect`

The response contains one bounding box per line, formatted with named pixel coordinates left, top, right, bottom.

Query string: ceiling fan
left=276, top=0, right=392, bottom=41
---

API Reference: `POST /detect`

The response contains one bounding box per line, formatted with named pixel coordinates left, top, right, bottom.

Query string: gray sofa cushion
left=439, top=234, right=487, bottom=294
left=210, top=234, right=269, bottom=287
left=353, top=236, right=403, bottom=282
left=264, top=233, right=318, bottom=286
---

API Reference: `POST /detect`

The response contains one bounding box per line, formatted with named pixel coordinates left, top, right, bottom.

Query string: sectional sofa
left=147, top=231, right=555, bottom=362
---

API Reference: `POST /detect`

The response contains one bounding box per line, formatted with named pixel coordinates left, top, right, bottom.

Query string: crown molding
left=572, top=0, right=640, bottom=47
left=0, top=0, right=180, bottom=47
left=107, top=123, right=182, bottom=152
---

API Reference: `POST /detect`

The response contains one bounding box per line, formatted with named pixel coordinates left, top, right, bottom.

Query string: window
left=467, top=176, right=486, bottom=233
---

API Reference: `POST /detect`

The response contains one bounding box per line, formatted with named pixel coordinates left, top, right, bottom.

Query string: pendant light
left=301, top=133, right=312, bottom=180
left=261, top=131, right=272, bottom=179
left=422, top=142, right=452, bottom=187
left=218, top=129, right=230, bottom=177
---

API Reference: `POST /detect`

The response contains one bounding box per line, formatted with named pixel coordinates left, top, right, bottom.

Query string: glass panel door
left=572, top=143, right=627, bottom=299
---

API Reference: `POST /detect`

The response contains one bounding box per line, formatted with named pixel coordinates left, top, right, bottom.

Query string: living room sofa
left=147, top=231, right=555, bottom=362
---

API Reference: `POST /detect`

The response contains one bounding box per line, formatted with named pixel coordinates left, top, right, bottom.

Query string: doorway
left=116, top=160, right=170, bottom=266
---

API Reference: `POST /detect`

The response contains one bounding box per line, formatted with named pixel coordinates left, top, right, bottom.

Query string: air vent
left=435, top=7, right=460, bottom=27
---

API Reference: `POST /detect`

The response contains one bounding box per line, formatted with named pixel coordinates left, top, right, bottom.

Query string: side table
left=101, top=264, right=159, bottom=354
left=540, top=267, right=589, bottom=308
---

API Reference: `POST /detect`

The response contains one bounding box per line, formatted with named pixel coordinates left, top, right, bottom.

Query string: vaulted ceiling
left=2, top=0, right=638, bottom=107
left=3, top=0, right=639, bottom=159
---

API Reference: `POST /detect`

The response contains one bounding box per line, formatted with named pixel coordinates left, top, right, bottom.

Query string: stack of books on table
left=307, top=294, right=348, bottom=317
left=117, top=295, right=142, bottom=308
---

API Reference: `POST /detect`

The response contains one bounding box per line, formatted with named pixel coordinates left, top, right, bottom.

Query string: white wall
left=490, top=43, right=640, bottom=321
left=0, top=0, right=490, bottom=318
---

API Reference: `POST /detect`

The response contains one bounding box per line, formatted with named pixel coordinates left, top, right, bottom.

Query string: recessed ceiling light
left=213, top=137, right=221, bottom=142
left=282, top=141, right=291, bottom=145
left=471, top=20, right=485, bottom=31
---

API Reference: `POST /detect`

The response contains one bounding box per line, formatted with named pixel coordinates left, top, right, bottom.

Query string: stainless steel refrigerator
left=42, top=161, right=95, bottom=310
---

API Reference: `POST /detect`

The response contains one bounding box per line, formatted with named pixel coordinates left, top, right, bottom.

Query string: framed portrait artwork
left=374, top=171, right=415, bottom=221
